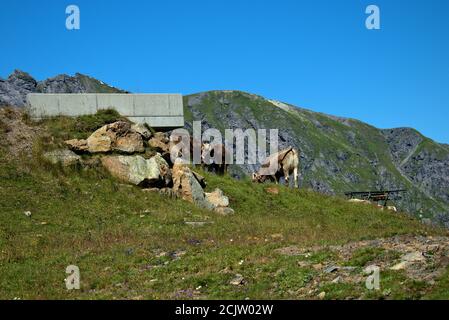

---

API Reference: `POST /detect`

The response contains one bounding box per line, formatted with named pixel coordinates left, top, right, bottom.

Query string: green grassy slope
left=75, top=73, right=128, bottom=94
left=183, top=91, right=449, bottom=224
left=1, top=111, right=448, bottom=299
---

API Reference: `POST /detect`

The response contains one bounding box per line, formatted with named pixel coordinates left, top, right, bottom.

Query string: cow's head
left=252, top=172, right=264, bottom=183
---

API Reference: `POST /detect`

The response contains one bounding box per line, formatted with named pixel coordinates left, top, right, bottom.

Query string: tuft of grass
left=345, top=248, right=401, bottom=267
left=41, top=109, right=128, bottom=142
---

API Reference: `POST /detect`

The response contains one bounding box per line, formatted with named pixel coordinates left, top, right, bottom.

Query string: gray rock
left=0, top=70, right=126, bottom=108
left=101, top=154, right=171, bottom=187
left=324, top=265, right=339, bottom=274
left=43, top=149, right=81, bottom=166
left=229, top=274, right=245, bottom=286
left=0, top=70, right=37, bottom=107
left=36, top=74, right=85, bottom=93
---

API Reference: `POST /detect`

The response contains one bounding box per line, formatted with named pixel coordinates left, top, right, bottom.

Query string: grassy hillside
left=183, top=91, right=449, bottom=226
left=1, top=110, right=448, bottom=300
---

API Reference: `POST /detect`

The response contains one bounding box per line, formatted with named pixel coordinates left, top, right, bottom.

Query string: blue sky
left=1, top=0, right=448, bottom=143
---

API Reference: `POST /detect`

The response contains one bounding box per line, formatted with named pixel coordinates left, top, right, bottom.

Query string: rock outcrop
left=60, top=119, right=234, bottom=213
left=169, top=161, right=233, bottom=213
left=66, top=121, right=144, bottom=154
left=0, top=70, right=37, bottom=107
left=172, top=160, right=211, bottom=208
left=0, top=70, right=126, bottom=108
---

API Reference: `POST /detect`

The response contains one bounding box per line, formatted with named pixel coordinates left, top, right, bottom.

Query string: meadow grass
left=0, top=112, right=447, bottom=299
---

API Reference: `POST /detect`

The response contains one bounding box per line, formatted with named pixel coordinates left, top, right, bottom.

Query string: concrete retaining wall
left=26, top=93, right=184, bottom=129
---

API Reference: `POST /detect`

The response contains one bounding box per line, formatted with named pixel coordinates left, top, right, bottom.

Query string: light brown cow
left=252, top=147, right=299, bottom=188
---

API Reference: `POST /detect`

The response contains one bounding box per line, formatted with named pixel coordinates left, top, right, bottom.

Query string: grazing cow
left=252, top=147, right=299, bottom=188
left=201, top=142, right=229, bottom=175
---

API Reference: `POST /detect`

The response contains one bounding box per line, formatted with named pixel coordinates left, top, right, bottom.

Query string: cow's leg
left=283, top=168, right=290, bottom=187
left=293, top=167, right=298, bottom=188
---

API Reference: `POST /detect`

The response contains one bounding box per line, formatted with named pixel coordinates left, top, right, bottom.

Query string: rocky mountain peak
left=0, top=70, right=127, bottom=108
left=36, top=74, right=85, bottom=94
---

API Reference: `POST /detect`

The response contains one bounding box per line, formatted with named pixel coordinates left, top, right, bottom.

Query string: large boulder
left=171, top=161, right=234, bottom=213
left=87, top=125, right=113, bottom=153
left=101, top=154, right=171, bottom=187
left=114, top=131, right=145, bottom=153
left=66, top=121, right=145, bottom=154
left=43, top=149, right=81, bottom=167
left=88, top=121, right=144, bottom=153
left=172, top=160, right=213, bottom=210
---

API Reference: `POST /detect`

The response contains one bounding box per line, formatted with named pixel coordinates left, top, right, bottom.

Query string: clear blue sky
left=1, top=0, right=448, bottom=143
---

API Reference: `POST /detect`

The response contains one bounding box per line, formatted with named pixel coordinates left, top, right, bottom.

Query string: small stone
left=341, top=266, right=357, bottom=272
left=390, top=261, right=410, bottom=271
left=170, top=250, right=186, bottom=260
left=324, top=265, right=339, bottom=273
left=332, top=276, right=341, bottom=284
left=402, top=251, right=425, bottom=262
left=318, top=291, right=326, bottom=300
left=312, top=263, right=323, bottom=271
left=185, top=221, right=208, bottom=227
left=214, top=207, right=235, bottom=215
left=24, top=211, right=32, bottom=218
left=230, top=274, right=245, bottom=286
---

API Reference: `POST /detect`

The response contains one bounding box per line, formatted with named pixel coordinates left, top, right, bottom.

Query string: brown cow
left=201, top=142, right=229, bottom=175
left=252, top=147, right=299, bottom=188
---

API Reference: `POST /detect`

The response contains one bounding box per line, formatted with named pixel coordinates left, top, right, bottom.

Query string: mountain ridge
left=0, top=69, right=127, bottom=107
